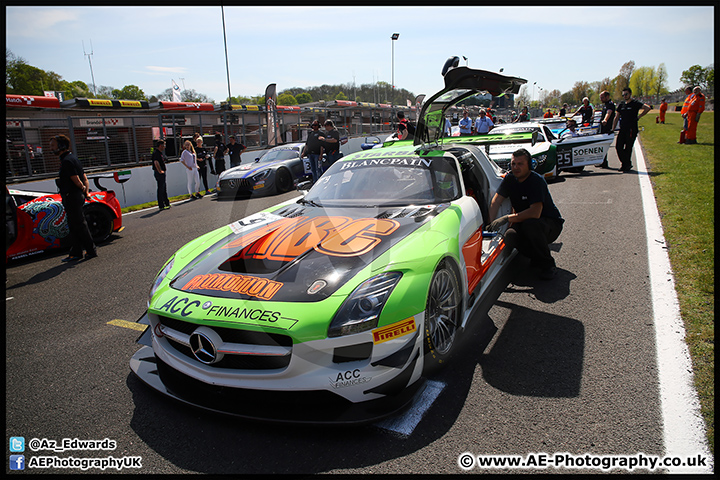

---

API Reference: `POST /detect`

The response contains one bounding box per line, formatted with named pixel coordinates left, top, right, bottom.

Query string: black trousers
left=504, top=217, right=564, bottom=270
left=154, top=171, right=170, bottom=208
left=215, top=157, right=226, bottom=176
left=616, top=128, right=637, bottom=170
left=198, top=164, right=210, bottom=192
left=61, top=191, right=96, bottom=257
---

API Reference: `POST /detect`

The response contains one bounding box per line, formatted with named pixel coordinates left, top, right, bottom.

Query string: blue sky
left=5, top=6, right=715, bottom=103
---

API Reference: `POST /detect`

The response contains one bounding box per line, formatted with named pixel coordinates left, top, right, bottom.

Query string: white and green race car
left=130, top=58, right=526, bottom=423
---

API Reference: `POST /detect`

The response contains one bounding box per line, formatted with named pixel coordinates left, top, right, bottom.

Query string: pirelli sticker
left=373, top=317, right=416, bottom=344
left=88, top=99, right=114, bottom=107
left=119, top=100, right=143, bottom=108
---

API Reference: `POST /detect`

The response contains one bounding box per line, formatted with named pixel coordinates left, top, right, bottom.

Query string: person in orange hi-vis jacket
left=685, top=86, right=705, bottom=144
left=659, top=98, right=668, bottom=124
left=680, top=86, right=694, bottom=131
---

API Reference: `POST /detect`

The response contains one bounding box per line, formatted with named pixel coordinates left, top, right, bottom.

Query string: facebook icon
left=10, top=454, right=25, bottom=470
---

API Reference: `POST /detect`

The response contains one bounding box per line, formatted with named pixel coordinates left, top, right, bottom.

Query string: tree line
left=6, top=49, right=713, bottom=109
left=516, top=60, right=714, bottom=109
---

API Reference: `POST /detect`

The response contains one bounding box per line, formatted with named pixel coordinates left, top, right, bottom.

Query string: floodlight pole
left=83, top=40, right=97, bottom=97
left=222, top=7, right=232, bottom=103
left=391, top=33, right=399, bottom=100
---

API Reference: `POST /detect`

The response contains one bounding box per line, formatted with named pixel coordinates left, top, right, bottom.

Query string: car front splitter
left=130, top=346, right=426, bottom=426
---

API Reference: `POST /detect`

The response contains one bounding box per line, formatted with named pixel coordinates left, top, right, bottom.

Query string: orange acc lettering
left=222, top=216, right=400, bottom=260
left=373, top=318, right=417, bottom=344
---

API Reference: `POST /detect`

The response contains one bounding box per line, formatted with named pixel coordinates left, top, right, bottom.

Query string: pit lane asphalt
left=4, top=146, right=675, bottom=474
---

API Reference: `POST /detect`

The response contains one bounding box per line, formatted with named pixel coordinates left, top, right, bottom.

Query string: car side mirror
left=531, top=131, right=538, bottom=147
left=255, top=157, right=260, bottom=163
left=297, top=180, right=312, bottom=192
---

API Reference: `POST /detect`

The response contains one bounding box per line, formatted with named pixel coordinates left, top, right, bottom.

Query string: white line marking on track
left=635, top=141, right=713, bottom=473
left=375, top=380, right=446, bottom=436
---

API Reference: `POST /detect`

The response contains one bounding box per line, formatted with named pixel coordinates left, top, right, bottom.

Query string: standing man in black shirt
left=53, top=134, right=97, bottom=261
left=597, top=90, right=616, bottom=168
left=320, top=120, right=341, bottom=169
left=213, top=133, right=227, bottom=176
left=487, top=148, right=564, bottom=280
left=152, top=139, right=171, bottom=210
left=572, top=97, right=595, bottom=125
left=301, top=121, right=324, bottom=183
left=612, top=87, right=650, bottom=172
left=227, top=135, right=246, bottom=168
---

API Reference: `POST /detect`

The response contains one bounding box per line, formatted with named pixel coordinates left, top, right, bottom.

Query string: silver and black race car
left=215, top=143, right=311, bottom=199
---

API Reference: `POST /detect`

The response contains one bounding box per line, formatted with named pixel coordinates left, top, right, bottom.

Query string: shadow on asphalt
left=481, top=299, right=584, bottom=398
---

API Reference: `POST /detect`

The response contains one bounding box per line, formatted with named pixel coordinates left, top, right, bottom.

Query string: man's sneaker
left=62, top=255, right=83, bottom=263
left=85, top=251, right=98, bottom=260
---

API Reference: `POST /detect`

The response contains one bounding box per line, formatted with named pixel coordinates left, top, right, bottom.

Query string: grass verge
left=639, top=110, right=714, bottom=454
left=121, top=193, right=201, bottom=214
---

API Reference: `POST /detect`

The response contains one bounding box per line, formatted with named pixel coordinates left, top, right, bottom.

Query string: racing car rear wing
left=87, top=170, right=132, bottom=192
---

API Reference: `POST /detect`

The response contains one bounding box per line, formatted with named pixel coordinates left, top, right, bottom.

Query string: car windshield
left=260, top=148, right=299, bottom=163
left=303, top=153, right=461, bottom=207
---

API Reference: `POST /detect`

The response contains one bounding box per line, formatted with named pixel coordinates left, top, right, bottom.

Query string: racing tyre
left=275, top=168, right=292, bottom=194
left=423, top=260, right=462, bottom=372
left=83, top=204, right=114, bottom=243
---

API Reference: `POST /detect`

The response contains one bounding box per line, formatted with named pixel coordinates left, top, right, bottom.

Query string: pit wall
left=11, top=135, right=374, bottom=209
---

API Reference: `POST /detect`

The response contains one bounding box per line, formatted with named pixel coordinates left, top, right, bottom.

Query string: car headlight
left=253, top=169, right=271, bottom=182
left=328, top=272, right=402, bottom=338
left=149, top=257, right=175, bottom=303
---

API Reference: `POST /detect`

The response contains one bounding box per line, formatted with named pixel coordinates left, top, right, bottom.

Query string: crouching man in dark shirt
left=486, top=148, right=564, bottom=280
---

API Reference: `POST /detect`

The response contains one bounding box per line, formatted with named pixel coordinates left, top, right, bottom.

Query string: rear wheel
left=83, top=204, right=114, bottom=243
left=275, top=168, right=292, bottom=193
left=424, top=260, right=462, bottom=371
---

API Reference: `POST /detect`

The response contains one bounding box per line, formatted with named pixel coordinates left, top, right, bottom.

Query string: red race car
left=6, top=172, right=127, bottom=261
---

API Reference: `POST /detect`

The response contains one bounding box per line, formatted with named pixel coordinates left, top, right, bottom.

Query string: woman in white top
left=180, top=140, right=202, bottom=199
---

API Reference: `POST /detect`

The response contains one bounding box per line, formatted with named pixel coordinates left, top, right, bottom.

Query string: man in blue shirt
left=474, top=109, right=494, bottom=134
left=487, top=148, right=564, bottom=280
left=459, top=110, right=473, bottom=135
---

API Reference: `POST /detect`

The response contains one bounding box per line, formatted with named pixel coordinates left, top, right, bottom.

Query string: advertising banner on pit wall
left=265, top=83, right=279, bottom=147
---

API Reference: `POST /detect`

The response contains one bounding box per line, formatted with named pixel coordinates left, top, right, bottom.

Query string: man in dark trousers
left=213, top=133, right=227, bottom=176
left=52, top=134, right=97, bottom=262
left=301, top=121, right=324, bottom=183
left=597, top=90, right=616, bottom=168
left=320, top=120, right=341, bottom=169
left=612, top=87, right=650, bottom=172
left=486, top=148, right=564, bottom=280
left=227, top=135, right=246, bottom=168
left=152, top=139, right=171, bottom=210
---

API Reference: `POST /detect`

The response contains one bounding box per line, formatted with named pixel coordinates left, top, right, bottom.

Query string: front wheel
left=275, top=168, right=292, bottom=193
left=424, top=260, right=462, bottom=372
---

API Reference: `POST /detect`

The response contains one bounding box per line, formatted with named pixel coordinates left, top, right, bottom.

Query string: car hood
left=170, top=203, right=449, bottom=302
left=220, top=161, right=285, bottom=180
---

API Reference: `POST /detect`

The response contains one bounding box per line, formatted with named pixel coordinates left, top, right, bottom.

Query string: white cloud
left=6, top=7, right=81, bottom=38
left=144, top=66, right=188, bottom=75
